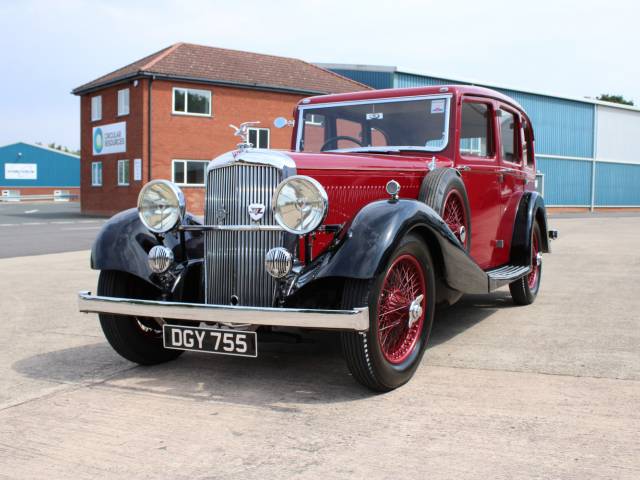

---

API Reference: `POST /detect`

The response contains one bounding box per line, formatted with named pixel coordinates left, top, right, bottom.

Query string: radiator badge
left=248, top=203, right=266, bottom=222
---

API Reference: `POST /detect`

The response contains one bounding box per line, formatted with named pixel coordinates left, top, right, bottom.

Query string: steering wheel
left=320, top=135, right=364, bottom=151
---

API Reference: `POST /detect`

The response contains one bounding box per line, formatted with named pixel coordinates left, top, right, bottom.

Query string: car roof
left=299, top=85, right=526, bottom=113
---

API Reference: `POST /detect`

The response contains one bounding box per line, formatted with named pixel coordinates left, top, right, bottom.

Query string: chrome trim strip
left=181, top=224, right=284, bottom=232
left=78, top=291, right=370, bottom=331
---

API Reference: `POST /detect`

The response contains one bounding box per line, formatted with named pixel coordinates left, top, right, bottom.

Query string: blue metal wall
left=332, top=68, right=603, bottom=206
left=0, top=143, right=80, bottom=187
left=594, top=162, right=640, bottom=206
left=330, top=69, right=394, bottom=90
left=537, top=157, right=592, bottom=206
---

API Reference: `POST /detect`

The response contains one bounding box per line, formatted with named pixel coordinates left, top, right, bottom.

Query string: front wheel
left=509, top=223, right=543, bottom=305
left=98, top=270, right=183, bottom=365
left=340, top=234, right=436, bottom=392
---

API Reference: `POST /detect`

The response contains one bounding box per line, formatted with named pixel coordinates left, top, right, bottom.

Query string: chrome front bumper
left=77, top=291, right=369, bottom=331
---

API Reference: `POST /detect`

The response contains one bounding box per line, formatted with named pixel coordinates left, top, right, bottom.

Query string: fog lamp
left=148, top=245, right=174, bottom=273
left=265, top=247, right=293, bottom=278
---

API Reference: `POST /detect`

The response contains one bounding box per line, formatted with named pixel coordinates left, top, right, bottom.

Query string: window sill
left=171, top=111, right=213, bottom=118
left=117, top=184, right=130, bottom=187
left=175, top=184, right=205, bottom=188
left=117, top=113, right=130, bottom=118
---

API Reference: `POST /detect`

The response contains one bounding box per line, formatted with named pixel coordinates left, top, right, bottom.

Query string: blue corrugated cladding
left=497, top=89, right=594, bottom=159
left=394, top=74, right=595, bottom=159
left=594, top=162, right=640, bottom=206
left=330, top=69, right=393, bottom=90
left=0, top=143, right=79, bottom=187
left=537, top=157, right=591, bottom=206
left=393, top=72, right=454, bottom=88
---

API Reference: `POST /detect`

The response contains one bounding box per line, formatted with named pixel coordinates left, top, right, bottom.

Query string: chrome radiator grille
left=204, top=164, right=283, bottom=307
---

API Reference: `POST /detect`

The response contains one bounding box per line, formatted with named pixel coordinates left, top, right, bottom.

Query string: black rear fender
left=510, top=192, right=550, bottom=266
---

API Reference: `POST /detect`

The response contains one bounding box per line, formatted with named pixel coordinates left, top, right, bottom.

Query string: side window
left=460, top=102, right=493, bottom=157
left=521, top=117, right=534, bottom=166
left=499, top=109, right=518, bottom=163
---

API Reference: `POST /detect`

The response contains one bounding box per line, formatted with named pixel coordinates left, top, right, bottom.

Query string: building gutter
left=72, top=72, right=336, bottom=97
left=148, top=76, right=154, bottom=182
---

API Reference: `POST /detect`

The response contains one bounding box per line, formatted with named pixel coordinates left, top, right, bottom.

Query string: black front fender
left=91, top=208, right=204, bottom=290
left=295, top=199, right=489, bottom=295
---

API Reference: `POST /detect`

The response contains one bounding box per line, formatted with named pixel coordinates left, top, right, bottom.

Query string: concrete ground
left=0, top=216, right=638, bottom=479
left=0, top=202, right=106, bottom=258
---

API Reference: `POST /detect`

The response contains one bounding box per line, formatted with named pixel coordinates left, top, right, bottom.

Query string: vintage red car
left=79, top=85, right=557, bottom=391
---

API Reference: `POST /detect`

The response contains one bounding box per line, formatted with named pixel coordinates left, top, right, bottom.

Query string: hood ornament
left=229, top=121, right=260, bottom=152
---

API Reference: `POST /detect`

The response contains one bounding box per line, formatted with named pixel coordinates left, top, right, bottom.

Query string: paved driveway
left=0, top=202, right=106, bottom=258
left=0, top=216, right=638, bottom=479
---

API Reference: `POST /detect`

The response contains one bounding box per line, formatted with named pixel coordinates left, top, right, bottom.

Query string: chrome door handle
left=457, top=165, right=471, bottom=172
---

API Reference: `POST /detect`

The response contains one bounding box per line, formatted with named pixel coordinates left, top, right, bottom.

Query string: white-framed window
left=117, top=88, right=130, bottom=116
left=91, top=95, right=102, bottom=121
left=172, top=87, right=212, bottom=116
left=172, top=160, right=208, bottom=186
left=91, top=162, right=102, bottom=186
left=248, top=127, right=270, bottom=148
left=117, top=159, right=130, bottom=186
left=304, top=114, right=324, bottom=126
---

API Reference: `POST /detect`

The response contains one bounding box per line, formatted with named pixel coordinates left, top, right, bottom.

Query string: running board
left=487, top=265, right=531, bottom=291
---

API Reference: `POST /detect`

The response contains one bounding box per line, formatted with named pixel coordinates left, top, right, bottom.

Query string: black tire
left=340, top=234, right=436, bottom=392
left=97, top=270, right=183, bottom=365
left=419, top=167, right=472, bottom=251
left=509, top=223, right=542, bottom=305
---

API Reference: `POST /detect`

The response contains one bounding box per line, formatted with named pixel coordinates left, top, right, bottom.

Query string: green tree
left=597, top=94, right=634, bottom=106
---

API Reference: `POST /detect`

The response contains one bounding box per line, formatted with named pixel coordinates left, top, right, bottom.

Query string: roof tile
left=73, top=43, right=369, bottom=95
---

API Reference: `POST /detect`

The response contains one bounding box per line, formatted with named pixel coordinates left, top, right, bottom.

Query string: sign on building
left=5, top=163, right=37, bottom=180
left=93, top=122, right=126, bottom=155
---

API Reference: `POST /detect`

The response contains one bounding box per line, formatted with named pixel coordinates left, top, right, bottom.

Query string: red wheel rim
left=528, top=229, right=540, bottom=289
left=377, top=254, right=426, bottom=364
left=442, top=190, right=468, bottom=247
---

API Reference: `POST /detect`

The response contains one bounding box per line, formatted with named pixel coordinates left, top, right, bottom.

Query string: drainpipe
left=590, top=106, right=598, bottom=212
left=147, top=75, right=155, bottom=181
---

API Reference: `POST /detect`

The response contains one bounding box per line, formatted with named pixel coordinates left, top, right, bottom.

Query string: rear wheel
left=98, top=270, right=183, bottom=365
left=340, top=234, right=436, bottom=392
left=509, top=223, right=542, bottom=305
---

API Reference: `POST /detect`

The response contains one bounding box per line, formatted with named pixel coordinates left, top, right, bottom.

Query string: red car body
left=81, top=85, right=554, bottom=391
left=291, top=85, right=537, bottom=269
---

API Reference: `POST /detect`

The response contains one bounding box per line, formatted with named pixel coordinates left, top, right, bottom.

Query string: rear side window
left=499, top=109, right=518, bottom=163
left=521, top=117, right=534, bottom=166
left=460, top=102, right=493, bottom=157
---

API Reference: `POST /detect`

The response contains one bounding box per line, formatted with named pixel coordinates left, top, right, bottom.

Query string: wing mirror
left=274, top=117, right=294, bottom=129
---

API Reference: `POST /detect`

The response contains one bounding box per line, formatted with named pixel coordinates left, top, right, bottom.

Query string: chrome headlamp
left=137, top=180, right=185, bottom=233
left=272, top=175, right=328, bottom=234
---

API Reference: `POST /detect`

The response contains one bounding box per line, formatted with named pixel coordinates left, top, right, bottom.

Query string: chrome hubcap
left=408, top=294, right=424, bottom=327
left=536, top=252, right=542, bottom=267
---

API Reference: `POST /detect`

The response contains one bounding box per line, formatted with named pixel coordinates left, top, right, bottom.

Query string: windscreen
left=297, top=96, right=450, bottom=153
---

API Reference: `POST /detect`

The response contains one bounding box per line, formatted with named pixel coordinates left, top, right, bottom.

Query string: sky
left=0, top=0, right=638, bottom=150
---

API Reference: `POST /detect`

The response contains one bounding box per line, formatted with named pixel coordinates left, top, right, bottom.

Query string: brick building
left=72, top=43, right=368, bottom=216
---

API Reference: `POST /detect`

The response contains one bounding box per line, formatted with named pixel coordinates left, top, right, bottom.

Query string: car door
left=455, top=96, right=503, bottom=270
left=493, top=105, right=527, bottom=266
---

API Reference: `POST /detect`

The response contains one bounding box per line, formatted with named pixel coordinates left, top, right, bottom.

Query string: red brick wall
left=80, top=78, right=305, bottom=216
left=80, top=81, right=147, bottom=216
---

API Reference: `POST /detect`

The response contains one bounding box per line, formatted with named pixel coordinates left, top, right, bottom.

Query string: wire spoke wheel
left=377, top=254, right=426, bottom=364
left=442, top=190, right=468, bottom=247
left=528, top=227, right=541, bottom=290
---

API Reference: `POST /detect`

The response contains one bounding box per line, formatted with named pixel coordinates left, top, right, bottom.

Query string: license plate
left=163, top=324, right=257, bottom=358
